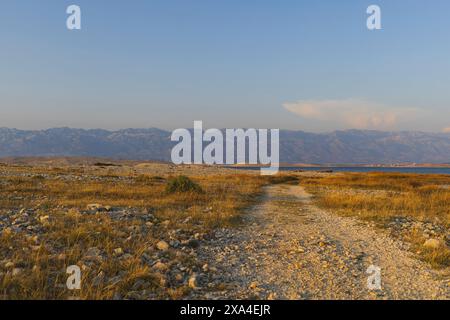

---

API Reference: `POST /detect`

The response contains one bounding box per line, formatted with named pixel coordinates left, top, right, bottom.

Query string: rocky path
left=192, top=185, right=449, bottom=300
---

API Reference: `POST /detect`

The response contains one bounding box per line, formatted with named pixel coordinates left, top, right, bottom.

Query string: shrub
left=135, top=175, right=166, bottom=184
left=166, top=176, right=202, bottom=194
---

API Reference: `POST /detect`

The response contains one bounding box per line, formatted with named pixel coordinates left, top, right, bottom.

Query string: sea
left=233, top=166, right=450, bottom=175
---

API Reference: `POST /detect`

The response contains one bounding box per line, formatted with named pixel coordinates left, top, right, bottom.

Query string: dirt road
left=192, top=185, right=449, bottom=300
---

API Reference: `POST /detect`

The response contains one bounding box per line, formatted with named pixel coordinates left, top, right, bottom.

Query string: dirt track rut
left=192, top=185, right=449, bottom=300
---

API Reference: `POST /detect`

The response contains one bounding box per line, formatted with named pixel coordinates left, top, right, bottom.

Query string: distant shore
left=229, top=163, right=450, bottom=168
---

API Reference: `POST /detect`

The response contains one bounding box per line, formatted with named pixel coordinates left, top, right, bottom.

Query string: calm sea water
left=234, top=167, right=450, bottom=175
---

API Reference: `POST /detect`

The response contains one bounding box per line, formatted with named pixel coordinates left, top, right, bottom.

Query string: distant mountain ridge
left=0, top=127, right=449, bottom=164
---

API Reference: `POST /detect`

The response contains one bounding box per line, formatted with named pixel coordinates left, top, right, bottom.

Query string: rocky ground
left=0, top=203, right=212, bottom=299
left=0, top=161, right=448, bottom=300
left=190, top=185, right=449, bottom=300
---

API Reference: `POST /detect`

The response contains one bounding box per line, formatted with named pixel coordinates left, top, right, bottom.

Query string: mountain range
left=0, top=127, right=449, bottom=164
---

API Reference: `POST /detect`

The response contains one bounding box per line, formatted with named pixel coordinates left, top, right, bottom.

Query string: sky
left=0, top=0, right=450, bottom=132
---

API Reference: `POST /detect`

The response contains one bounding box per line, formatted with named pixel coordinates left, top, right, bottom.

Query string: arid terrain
left=0, top=158, right=449, bottom=300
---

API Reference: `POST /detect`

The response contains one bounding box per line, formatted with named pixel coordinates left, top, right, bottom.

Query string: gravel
left=190, top=185, right=449, bottom=300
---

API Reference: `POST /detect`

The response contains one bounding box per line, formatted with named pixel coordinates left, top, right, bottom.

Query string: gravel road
left=192, top=185, right=449, bottom=300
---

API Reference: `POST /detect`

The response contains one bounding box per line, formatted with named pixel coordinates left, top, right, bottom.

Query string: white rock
left=12, top=268, right=23, bottom=276
left=114, top=248, right=124, bottom=255
left=156, top=240, right=169, bottom=251
left=153, top=262, right=168, bottom=271
left=39, top=215, right=50, bottom=223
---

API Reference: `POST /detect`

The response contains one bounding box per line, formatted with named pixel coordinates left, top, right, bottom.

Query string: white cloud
left=283, top=99, right=419, bottom=130
left=443, top=127, right=450, bottom=133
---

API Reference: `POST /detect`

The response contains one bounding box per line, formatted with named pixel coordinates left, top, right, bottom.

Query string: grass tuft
left=166, top=176, right=203, bottom=194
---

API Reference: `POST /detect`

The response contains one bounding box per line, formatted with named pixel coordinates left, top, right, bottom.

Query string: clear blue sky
left=1, top=0, right=449, bottom=132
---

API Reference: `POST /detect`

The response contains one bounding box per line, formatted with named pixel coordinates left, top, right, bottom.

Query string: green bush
left=166, top=176, right=202, bottom=194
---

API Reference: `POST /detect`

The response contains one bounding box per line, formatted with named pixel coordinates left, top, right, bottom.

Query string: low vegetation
left=0, top=164, right=266, bottom=299
left=166, top=176, right=203, bottom=194
left=1, top=163, right=448, bottom=299
left=302, top=172, right=450, bottom=269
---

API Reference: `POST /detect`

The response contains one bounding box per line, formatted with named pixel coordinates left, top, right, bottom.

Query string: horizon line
left=1, top=126, right=449, bottom=135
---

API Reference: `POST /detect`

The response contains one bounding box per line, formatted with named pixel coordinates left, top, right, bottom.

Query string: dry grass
left=302, top=172, right=450, bottom=269
left=0, top=164, right=267, bottom=299
left=2, top=164, right=448, bottom=298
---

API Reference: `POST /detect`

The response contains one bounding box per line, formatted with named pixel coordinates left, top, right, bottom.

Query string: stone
left=39, top=215, right=50, bottom=223
left=2, top=227, right=13, bottom=236
left=175, top=274, right=184, bottom=281
left=113, top=292, right=122, bottom=300
left=153, top=262, right=168, bottom=271
left=170, top=240, right=180, bottom=248
left=12, top=268, right=23, bottom=277
left=86, top=204, right=110, bottom=212
left=85, top=247, right=102, bottom=257
left=267, top=292, right=277, bottom=300
left=162, top=220, right=170, bottom=227
left=120, top=253, right=133, bottom=260
left=156, top=240, right=169, bottom=251
left=87, top=203, right=102, bottom=211
left=57, top=253, right=67, bottom=261
left=187, top=239, right=200, bottom=248
left=194, top=233, right=202, bottom=240
left=67, top=208, right=81, bottom=217
left=92, top=272, right=105, bottom=286
left=188, top=275, right=198, bottom=289
left=83, top=247, right=104, bottom=263
left=249, top=281, right=258, bottom=290
left=114, top=248, right=124, bottom=256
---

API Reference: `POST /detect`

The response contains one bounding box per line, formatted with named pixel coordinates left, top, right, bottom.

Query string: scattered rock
left=194, top=233, right=203, bottom=240
left=86, top=204, right=110, bottom=212
left=114, top=248, right=124, bottom=256
left=162, top=220, right=170, bottom=227
left=12, top=268, right=23, bottom=277
left=39, top=215, right=50, bottom=223
left=85, top=247, right=102, bottom=257
left=83, top=247, right=104, bottom=263
left=267, top=292, right=277, bottom=300
left=92, top=272, right=105, bottom=286
left=187, top=239, right=200, bottom=249
left=249, top=281, right=258, bottom=290
left=120, top=253, right=133, bottom=260
left=175, top=274, right=184, bottom=281
left=423, top=238, right=442, bottom=249
left=87, top=203, right=102, bottom=211
left=153, top=262, right=168, bottom=271
left=188, top=275, right=199, bottom=289
left=67, top=208, right=81, bottom=217
left=156, top=240, right=170, bottom=251
left=57, top=253, right=66, bottom=261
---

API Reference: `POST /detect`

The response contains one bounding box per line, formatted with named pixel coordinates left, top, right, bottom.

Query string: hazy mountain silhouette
left=0, top=127, right=449, bottom=164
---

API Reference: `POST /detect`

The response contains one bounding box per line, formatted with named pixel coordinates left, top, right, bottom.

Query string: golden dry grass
left=0, top=164, right=267, bottom=299
left=302, top=172, right=450, bottom=268
left=1, top=164, right=448, bottom=298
